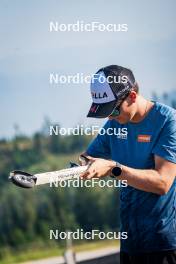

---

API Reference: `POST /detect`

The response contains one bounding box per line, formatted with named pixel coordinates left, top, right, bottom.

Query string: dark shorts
left=120, top=250, right=176, bottom=264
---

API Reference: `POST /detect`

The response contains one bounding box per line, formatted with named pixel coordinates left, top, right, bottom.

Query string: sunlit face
left=108, top=94, right=137, bottom=124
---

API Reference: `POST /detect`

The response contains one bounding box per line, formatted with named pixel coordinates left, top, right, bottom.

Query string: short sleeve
left=152, top=119, right=176, bottom=163
left=86, top=121, right=111, bottom=159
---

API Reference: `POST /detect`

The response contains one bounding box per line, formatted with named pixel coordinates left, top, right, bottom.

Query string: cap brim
left=87, top=101, right=117, bottom=118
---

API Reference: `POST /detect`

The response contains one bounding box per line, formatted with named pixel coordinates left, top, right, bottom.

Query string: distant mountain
left=152, top=90, right=176, bottom=109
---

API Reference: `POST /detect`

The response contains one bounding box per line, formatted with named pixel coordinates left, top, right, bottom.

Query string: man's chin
left=115, top=118, right=128, bottom=124
left=108, top=116, right=129, bottom=124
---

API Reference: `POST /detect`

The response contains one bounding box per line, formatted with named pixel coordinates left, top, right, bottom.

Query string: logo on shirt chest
left=116, top=128, right=128, bottom=139
left=137, top=135, right=151, bottom=142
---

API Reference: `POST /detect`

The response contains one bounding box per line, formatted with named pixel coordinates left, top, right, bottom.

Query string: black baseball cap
left=87, top=65, right=136, bottom=118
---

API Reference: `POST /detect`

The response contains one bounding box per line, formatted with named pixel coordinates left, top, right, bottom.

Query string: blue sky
left=0, top=0, right=176, bottom=138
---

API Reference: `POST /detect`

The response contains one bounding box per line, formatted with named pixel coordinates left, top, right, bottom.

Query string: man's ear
left=129, top=91, right=137, bottom=103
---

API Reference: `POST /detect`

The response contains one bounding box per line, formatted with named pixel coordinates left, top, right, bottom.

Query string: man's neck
left=131, top=96, right=154, bottom=123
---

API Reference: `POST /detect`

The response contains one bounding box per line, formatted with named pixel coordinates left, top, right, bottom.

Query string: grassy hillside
left=0, top=133, right=120, bottom=264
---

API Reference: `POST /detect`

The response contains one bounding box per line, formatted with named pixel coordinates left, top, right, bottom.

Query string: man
left=80, top=65, right=176, bottom=264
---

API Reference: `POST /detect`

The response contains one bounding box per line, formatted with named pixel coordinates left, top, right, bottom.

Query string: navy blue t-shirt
left=87, top=101, right=176, bottom=254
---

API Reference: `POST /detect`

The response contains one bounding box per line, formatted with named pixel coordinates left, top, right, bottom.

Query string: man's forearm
left=80, top=154, right=172, bottom=195
left=119, top=165, right=167, bottom=195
